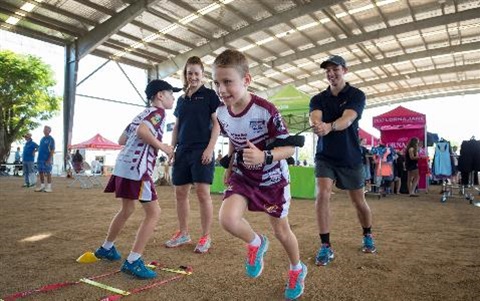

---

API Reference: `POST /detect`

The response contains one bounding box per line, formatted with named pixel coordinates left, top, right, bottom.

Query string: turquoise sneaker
left=245, top=235, right=269, bottom=278
left=362, top=234, right=376, bottom=253
left=94, top=245, right=121, bottom=261
left=285, top=262, right=307, bottom=300
left=121, top=258, right=157, bottom=279
left=194, top=235, right=211, bottom=254
left=165, top=230, right=191, bottom=248
left=315, top=244, right=334, bottom=266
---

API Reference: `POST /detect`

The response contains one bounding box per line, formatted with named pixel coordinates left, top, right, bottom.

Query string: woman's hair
left=406, top=137, right=419, bottom=152
left=212, top=49, right=249, bottom=77
left=182, top=56, right=204, bottom=90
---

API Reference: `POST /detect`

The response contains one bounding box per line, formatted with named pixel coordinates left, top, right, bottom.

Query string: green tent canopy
left=269, top=84, right=312, bottom=132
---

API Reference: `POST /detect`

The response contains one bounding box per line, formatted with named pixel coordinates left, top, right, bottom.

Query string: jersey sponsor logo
left=249, top=119, right=265, bottom=133
left=150, top=114, right=162, bottom=125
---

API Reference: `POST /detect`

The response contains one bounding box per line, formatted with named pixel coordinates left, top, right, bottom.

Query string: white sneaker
left=34, top=186, right=45, bottom=192
left=44, top=187, right=52, bottom=193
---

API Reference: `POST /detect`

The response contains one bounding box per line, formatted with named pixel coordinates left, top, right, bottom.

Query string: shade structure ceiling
left=1, top=0, right=479, bottom=108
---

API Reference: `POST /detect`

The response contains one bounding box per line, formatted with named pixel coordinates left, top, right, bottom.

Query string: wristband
left=264, top=150, right=273, bottom=165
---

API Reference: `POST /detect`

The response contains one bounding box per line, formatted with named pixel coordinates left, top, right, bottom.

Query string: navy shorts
left=315, top=159, right=364, bottom=190
left=172, top=148, right=215, bottom=185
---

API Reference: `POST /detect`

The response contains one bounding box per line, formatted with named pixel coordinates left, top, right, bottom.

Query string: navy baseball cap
left=145, top=79, right=182, bottom=99
left=320, top=55, right=347, bottom=68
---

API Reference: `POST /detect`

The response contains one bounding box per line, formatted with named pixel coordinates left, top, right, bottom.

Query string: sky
left=1, top=29, right=479, bottom=159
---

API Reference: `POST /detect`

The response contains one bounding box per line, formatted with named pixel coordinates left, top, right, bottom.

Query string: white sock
left=46, top=183, right=51, bottom=189
left=102, top=241, right=114, bottom=250
left=40, top=183, right=45, bottom=189
left=248, top=233, right=261, bottom=247
left=127, top=252, right=142, bottom=263
left=290, top=262, right=302, bottom=271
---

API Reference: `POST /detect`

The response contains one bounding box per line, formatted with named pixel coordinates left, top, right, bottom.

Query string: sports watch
left=264, top=150, right=273, bottom=164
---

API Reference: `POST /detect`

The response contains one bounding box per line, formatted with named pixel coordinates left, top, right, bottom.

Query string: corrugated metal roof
left=1, top=0, right=479, bottom=107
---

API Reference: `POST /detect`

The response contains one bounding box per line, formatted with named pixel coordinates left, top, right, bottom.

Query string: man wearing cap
left=22, top=133, right=38, bottom=187
left=309, top=55, right=376, bottom=267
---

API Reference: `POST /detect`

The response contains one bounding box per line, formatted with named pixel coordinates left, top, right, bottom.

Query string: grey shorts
left=315, top=159, right=364, bottom=190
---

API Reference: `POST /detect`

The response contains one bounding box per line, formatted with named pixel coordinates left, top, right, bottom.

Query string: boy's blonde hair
left=212, top=49, right=249, bottom=77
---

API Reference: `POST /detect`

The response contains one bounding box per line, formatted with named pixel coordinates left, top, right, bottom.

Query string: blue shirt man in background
left=35, top=126, right=55, bottom=192
left=22, top=133, right=38, bottom=187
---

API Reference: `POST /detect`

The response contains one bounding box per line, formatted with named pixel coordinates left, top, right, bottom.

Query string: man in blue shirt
left=309, top=55, right=376, bottom=267
left=22, top=133, right=38, bottom=187
left=35, top=126, right=55, bottom=192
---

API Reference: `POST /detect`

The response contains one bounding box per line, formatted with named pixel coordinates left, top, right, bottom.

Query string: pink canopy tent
left=358, top=128, right=380, bottom=147
left=373, top=106, right=428, bottom=190
left=373, top=106, right=426, bottom=151
left=69, top=133, right=123, bottom=150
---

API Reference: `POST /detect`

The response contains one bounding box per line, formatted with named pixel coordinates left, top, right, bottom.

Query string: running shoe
left=94, top=245, right=121, bottom=261
left=362, top=234, right=377, bottom=253
left=194, top=235, right=211, bottom=254
left=285, top=262, right=308, bottom=300
left=165, top=230, right=191, bottom=248
left=245, top=234, right=269, bottom=278
left=121, top=258, right=156, bottom=279
left=315, top=243, right=334, bottom=266
left=34, top=186, right=45, bottom=192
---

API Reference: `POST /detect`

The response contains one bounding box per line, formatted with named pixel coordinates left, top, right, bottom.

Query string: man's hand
left=201, top=147, right=213, bottom=165
left=312, top=121, right=332, bottom=137
left=242, top=141, right=264, bottom=165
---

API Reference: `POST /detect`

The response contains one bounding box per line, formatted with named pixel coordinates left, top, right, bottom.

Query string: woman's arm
left=201, top=113, right=221, bottom=164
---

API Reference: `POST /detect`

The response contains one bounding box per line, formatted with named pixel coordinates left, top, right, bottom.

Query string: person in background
left=166, top=56, right=221, bottom=254
left=22, top=133, right=38, bottom=187
left=405, top=137, right=420, bottom=197
left=34, top=126, right=55, bottom=192
left=72, top=150, right=84, bottom=173
left=13, top=147, right=21, bottom=176
left=309, top=55, right=376, bottom=268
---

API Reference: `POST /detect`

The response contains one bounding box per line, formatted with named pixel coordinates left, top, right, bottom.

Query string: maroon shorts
left=224, top=174, right=291, bottom=218
left=104, top=175, right=157, bottom=202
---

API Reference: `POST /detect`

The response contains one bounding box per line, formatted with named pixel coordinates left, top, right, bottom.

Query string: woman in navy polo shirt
left=165, top=56, right=221, bottom=254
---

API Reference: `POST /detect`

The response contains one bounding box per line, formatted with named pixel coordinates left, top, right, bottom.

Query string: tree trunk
left=0, top=126, right=12, bottom=163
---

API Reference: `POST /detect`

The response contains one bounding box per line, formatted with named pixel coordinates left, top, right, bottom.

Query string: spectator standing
left=13, top=147, right=21, bottom=176
left=22, top=133, right=38, bottom=187
left=34, top=126, right=55, bottom=192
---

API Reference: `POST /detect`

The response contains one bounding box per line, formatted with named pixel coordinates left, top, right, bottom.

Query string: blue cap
left=320, top=55, right=347, bottom=68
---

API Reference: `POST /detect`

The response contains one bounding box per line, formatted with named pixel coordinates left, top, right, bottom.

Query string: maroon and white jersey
left=217, top=94, right=290, bottom=188
left=113, top=107, right=166, bottom=181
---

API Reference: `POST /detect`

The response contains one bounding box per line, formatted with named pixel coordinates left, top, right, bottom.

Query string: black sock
left=363, top=227, right=372, bottom=236
left=319, top=233, right=330, bottom=245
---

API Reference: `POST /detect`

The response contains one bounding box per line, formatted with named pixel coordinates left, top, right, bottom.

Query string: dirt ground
left=0, top=176, right=479, bottom=301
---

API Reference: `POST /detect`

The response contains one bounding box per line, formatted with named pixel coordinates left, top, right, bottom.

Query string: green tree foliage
left=0, top=50, right=61, bottom=163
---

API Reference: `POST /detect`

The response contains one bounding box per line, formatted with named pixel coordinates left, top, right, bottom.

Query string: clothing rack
left=440, top=170, right=480, bottom=206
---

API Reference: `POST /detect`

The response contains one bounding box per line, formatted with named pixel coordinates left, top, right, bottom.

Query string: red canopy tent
left=69, top=133, right=123, bottom=150
left=372, top=106, right=426, bottom=151
left=373, top=106, right=428, bottom=190
left=358, top=128, right=380, bottom=147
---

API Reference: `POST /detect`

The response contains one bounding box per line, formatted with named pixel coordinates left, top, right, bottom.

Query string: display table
left=211, top=166, right=316, bottom=199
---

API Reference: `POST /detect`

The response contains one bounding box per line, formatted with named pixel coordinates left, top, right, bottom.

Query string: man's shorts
left=104, top=175, right=157, bottom=202
left=224, top=173, right=291, bottom=218
left=37, top=161, right=52, bottom=173
left=172, top=148, right=215, bottom=186
left=315, top=159, right=364, bottom=190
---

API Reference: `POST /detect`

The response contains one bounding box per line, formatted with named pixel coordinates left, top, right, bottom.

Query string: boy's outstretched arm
left=243, top=141, right=294, bottom=165
left=137, top=123, right=174, bottom=158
